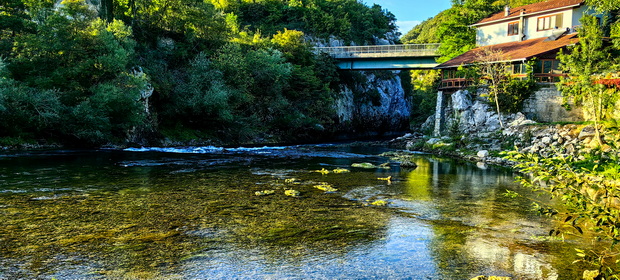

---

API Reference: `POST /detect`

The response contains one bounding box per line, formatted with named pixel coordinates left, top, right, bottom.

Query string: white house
left=472, top=0, right=596, bottom=46
left=436, top=0, right=604, bottom=90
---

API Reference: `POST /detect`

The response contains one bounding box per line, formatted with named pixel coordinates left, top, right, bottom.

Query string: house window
left=537, top=14, right=564, bottom=31
left=512, top=63, right=527, bottom=74
left=536, top=59, right=560, bottom=74
left=534, top=59, right=562, bottom=82
left=537, top=16, right=552, bottom=31
left=508, top=22, right=519, bottom=36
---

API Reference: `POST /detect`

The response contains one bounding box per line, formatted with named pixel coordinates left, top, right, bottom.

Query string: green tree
left=586, top=0, right=620, bottom=13
left=436, top=0, right=500, bottom=62
left=558, top=15, right=617, bottom=144
left=169, top=52, right=234, bottom=128
left=475, top=48, right=511, bottom=127
left=0, top=0, right=33, bottom=55
left=271, top=28, right=311, bottom=64
left=68, top=73, right=148, bottom=144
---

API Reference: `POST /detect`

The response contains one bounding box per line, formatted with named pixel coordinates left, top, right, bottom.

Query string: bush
left=498, top=78, right=538, bottom=113
left=0, top=79, right=63, bottom=139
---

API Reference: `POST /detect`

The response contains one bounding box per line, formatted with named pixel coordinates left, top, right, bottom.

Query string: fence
left=314, top=44, right=441, bottom=59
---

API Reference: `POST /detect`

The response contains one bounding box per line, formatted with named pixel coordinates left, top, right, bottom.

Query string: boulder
left=426, top=138, right=442, bottom=145
left=578, top=126, right=596, bottom=140
left=477, top=150, right=489, bottom=158
left=451, top=90, right=472, bottom=111
left=400, top=159, right=418, bottom=169
left=472, top=102, right=490, bottom=127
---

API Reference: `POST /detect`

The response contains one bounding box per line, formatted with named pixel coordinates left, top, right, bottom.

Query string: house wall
left=522, top=8, right=575, bottom=40
left=475, top=6, right=597, bottom=46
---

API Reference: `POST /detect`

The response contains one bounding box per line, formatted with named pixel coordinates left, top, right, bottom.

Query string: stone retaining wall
left=522, top=85, right=582, bottom=122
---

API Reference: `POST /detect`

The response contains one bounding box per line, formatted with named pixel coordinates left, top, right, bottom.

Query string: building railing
left=314, top=44, right=441, bottom=59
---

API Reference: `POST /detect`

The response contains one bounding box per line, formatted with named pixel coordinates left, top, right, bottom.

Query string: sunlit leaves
left=585, top=0, right=620, bottom=13
left=558, top=15, right=618, bottom=125
left=506, top=123, right=620, bottom=277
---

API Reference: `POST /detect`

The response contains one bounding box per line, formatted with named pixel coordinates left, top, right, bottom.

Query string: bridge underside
left=335, top=57, right=438, bottom=70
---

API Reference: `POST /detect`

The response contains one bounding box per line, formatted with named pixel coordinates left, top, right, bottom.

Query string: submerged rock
left=352, top=162, right=376, bottom=168
left=313, top=168, right=330, bottom=175
left=399, top=159, right=417, bottom=168
left=284, top=189, right=300, bottom=197
left=255, top=190, right=275, bottom=196
left=351, top=163, right=390, bottom=169
left=332, top=168, right=350, bottom=173
left=470, top=276, right=512, bottom=280
left=370, top=200, right=388, bottom=206
left=313, top=183, right=338, bottom=192
left=377, top=176, right=392, bottom=184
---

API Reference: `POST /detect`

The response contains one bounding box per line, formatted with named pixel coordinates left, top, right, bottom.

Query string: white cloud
left=397, top=20, right=422, bottom=35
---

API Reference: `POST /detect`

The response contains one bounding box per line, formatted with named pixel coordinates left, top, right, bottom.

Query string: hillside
left=0, top=0, right=398, bottom=147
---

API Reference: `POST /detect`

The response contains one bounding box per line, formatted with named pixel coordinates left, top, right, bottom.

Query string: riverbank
left=388, top=121, right=598, bottom=168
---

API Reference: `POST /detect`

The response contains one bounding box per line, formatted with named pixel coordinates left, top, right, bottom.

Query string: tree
left=436, top=0, right=501, bottom=62
left=271, top=28, right=311, bottom=65
left=475, top=48, right=511, bottom=128
left=557, top=15, right=617, bottom=145
left=586, top=0, right=620, bottom=13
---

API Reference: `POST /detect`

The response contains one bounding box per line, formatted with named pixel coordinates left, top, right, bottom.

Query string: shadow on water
left=0, top=145, right=592, bottom=279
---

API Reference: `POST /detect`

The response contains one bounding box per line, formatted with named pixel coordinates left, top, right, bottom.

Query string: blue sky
left=366, top=0, right=453, bottom=35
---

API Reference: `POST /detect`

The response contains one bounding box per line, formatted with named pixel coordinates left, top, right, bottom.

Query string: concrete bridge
left=314, top=44, right=440, bottom=70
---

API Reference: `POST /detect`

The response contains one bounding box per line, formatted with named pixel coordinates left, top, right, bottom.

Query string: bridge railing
left=314, top=44, right=441, bottom=59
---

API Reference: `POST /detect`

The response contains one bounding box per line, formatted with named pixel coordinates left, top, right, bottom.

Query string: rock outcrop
left=336, top=71, right=411, bottom=135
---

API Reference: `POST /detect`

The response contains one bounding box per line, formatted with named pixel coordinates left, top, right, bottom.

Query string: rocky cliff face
left=310, top=36, right=411, bottom=136
left=335, top=71, right=411, bottom=136
left=425, top=87, right=584, bottom=137
left=426, top=89, right=524, bottom=136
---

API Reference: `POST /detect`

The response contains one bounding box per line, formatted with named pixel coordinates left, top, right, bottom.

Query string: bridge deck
left=314, top=44, right=440, bottom=59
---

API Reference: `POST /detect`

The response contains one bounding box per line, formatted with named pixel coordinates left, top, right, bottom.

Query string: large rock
left=335, top=71, right=410, bottom=132
left=400, top=159, right=418, bottom=168
left=578, top=125, right=597, bottom=140
left=509, top=112, right=536, bottom=127
left=472, top=102, right=491, bottom=127
left=477, top=150, right=489, bottom=158
left=452, top=90, right=472, bottom=111
left=426, top=138, right=442, bottom=145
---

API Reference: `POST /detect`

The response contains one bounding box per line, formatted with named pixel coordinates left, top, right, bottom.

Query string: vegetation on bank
left=0, top=0, right=398, bottom=147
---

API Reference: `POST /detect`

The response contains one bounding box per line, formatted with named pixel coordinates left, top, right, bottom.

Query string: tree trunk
left=494, top=90, right=504, bottom=128
left=100, top=0, right=114, bottom=22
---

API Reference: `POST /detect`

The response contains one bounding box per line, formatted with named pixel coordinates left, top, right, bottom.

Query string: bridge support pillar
left=433, top=91, right=446, bottom=137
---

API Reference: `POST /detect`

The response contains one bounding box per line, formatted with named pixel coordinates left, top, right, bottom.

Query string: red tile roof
left=436, top=33, right=579, bottom=68
left=474, top=0, right=584, bottom=26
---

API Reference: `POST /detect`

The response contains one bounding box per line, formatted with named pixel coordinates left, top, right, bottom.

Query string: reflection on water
left=0, top=146, right=588, bottom=279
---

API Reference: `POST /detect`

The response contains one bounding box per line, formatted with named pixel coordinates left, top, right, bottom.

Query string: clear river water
left=0, top=144, right=590, bottom=279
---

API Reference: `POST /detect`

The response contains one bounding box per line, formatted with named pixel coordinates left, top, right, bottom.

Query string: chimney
left=504, top=5, right=510, bottom=16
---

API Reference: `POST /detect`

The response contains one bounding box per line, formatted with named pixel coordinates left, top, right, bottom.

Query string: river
left=0, top=144, right=588, bottom=279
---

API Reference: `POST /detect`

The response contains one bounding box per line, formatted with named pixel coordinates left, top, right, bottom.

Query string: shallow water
left=0, top=144, right=587, bottom=279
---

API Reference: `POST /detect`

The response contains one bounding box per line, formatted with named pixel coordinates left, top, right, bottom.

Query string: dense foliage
left=558, top=15, right=620, bottom=141
left=0, top=0, right=398, bottom=146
